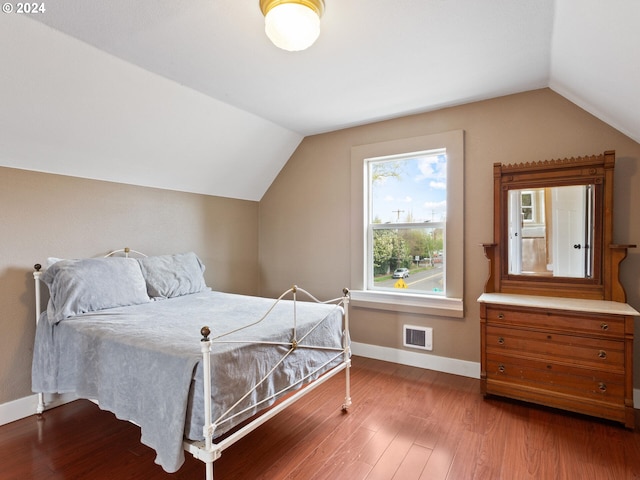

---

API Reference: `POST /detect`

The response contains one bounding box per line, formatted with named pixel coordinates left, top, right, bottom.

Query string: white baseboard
left=351, top=341, right=481, bottom=379
left=351, top=341, right=640, bottom=411
left=0, top=393, right=77, bottom=427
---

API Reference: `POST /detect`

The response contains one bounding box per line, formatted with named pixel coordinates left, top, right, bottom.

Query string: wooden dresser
left=480, top=151, right=637, bottom=428
left=479, top=293, right=637, bottom=428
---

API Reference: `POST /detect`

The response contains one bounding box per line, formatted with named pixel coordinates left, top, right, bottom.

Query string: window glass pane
left=371, top=226, right=444, bottom=294
left=367, top=150, right=447, bottom=295
left=521, top=192, right=533, bottom=221
left=370, top=152, right=447, bottom=224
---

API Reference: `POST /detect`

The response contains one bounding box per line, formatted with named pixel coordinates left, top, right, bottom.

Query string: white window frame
left=350, top=130, right=464, bottom=318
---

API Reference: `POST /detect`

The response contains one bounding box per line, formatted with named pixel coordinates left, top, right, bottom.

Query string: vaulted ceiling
left=1, top=0, right=638, bottom=200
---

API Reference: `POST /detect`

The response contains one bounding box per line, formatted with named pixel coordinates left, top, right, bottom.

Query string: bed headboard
left=104, top=247, right=147, bottom=258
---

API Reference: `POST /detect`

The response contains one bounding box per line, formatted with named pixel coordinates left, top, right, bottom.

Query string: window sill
left=349, top=290, right=464, bottom=318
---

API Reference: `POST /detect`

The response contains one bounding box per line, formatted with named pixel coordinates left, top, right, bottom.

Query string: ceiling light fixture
left=259, top=0, right=325, bottom=52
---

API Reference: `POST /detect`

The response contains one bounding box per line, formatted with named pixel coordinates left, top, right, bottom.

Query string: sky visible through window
left=371, top=152, right=447, bottom=224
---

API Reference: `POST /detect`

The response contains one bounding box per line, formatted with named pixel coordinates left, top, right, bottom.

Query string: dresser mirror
left=507, top=184, right=596, bottom=278
left=483, top=150, right=632, bottom=302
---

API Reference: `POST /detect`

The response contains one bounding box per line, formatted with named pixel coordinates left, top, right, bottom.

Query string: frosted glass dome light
left=260, top=0, right=325, bottom=52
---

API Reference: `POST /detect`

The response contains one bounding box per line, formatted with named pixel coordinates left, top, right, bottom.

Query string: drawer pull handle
left=598, top=350, right=607, bottom=359
left=497, top=337, right=505, bottom=345
left=497, top=313, right=504, bottom=319
left=600, top=323, right=609, bottom=331
left=498, top=364, right=505, bottom=373
left=598, top=382, right=607, bottom=393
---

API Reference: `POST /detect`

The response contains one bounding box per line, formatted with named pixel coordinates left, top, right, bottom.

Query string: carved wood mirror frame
left=483, top=150, right=634, bottom=302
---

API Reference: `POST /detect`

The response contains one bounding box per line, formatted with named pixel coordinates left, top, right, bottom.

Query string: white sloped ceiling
left=1, top=0, right=638, bottom=200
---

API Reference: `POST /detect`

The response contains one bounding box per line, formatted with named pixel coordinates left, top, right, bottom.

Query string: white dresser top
left=478, top=292, right=639, bottom=317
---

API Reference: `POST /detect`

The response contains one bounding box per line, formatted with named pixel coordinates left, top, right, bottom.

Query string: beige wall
left=0, top=168, right=259, bottom=404
left=3, top=87, right=639, bottom=408
left=259, top=88, right=640, bottom=388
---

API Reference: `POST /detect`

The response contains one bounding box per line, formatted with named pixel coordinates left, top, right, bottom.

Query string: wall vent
left=403, top=325, right=433, bottom=351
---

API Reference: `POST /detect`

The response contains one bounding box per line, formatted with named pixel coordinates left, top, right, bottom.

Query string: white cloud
left=416, top=154, right=447, bottom=182
left=424, top=200, right=447, bottom=209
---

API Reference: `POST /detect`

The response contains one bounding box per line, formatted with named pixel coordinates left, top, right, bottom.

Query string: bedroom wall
left=258, top=88, right=640, bottom=390
left=0, top=167, right=259, bottom=405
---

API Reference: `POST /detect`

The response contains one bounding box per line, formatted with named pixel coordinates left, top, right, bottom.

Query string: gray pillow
left=41, top=257, right=151, bottom=324
left=136, top=252, right=207, bottom=299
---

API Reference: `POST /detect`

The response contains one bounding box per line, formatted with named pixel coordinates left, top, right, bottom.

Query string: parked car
left=392, top=268, right=409, bottom=279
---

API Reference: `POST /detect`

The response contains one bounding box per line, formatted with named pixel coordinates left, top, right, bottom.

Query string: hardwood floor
left=2, top=356, right=639, bottom=479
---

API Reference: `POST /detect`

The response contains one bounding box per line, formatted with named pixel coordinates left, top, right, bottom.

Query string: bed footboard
left=190, top=286, right=351, bottom=480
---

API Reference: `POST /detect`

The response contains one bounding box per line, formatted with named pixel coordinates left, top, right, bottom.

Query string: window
left=520, top=191, right=534, bottom=222
left=350, top=131, right=464, bottom=317
left=368, top=150, right=446, bottom=294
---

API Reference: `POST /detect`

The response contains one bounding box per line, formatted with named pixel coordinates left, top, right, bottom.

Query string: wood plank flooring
left=1, top=356, right=639, bottom=479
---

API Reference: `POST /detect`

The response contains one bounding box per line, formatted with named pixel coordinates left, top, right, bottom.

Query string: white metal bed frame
left=33, top=248, right=352, bottom=480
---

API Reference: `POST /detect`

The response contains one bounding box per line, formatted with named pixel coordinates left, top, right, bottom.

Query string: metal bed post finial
left=201, top=326, right=211, bottom=342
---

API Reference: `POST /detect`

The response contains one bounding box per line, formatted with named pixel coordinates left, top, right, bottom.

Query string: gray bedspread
left=32, top=290, right=345, bottom=473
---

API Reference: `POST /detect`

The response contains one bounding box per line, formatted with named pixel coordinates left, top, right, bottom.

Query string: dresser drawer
left=485, top=306, right=625, bottom=338
left=486, top=354, right=625, bottom=404
left=486, top=325, right=624, bottom=371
